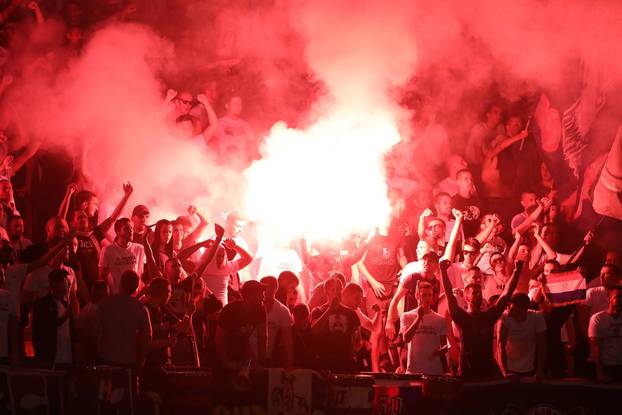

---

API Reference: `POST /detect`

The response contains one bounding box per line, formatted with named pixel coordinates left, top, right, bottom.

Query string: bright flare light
left=244, top=106, right=402, bottom=244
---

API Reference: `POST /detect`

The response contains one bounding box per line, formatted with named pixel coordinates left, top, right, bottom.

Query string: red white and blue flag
left=543, top=270, right=587, bottom=306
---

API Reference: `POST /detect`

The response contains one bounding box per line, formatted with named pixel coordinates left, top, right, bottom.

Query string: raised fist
left=123, top=181, right=133, bottom=195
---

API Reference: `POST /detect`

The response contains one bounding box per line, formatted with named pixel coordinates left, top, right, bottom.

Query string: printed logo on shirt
left=329, top=314, right=348, bottom=334
left=112, top=255, right=137, bottom=268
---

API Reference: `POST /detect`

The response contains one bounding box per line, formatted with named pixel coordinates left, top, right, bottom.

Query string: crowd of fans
left=0, top=1, right=621, bottom=402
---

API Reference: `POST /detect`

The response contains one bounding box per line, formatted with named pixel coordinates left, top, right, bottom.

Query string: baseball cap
left=132, top=205, right=150, bottom=216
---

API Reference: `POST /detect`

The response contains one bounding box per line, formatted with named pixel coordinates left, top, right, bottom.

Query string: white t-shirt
left=55, top=299, right=72, bottom=364
left=500, top=310, right=547, bottom=373
left=400, top=308, right=447, bottom=375
left=99, top=242, right=146, bottom=294
left=200, top=253, right=244, bottom=306
left=265, top=300, right=293, bottom=360
left=589, top=311, right=622, bottom=366
left=4, top=263, right=27, bottom=315
left=0, top=289, right=17, bottom=357
left=24, top=265, right=76, bottom=301
left=586, top=287, right=609, bottom=317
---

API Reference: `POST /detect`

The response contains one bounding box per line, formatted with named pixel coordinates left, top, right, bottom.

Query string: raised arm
left=567, top=231, right=594, bottom=265
left=98, top=182, right=133, bottom=234
left=183, top=206, right=208, bottom=246
left=27, top=1, right=45, bottom=24
left=513, top=197, right=550, bottom=235
left=194, top=224, right=225, bottom=277
left=196, top=94, right=219, bottom=144
left=417, top=208, right=432, bottom=239
left=533, top=224, right=556, bottom=261
left=506, top=231, right=522, bottom=267
left=486, top=130, right=528, bottom=161
left=442, top=209, right=464, bottom=262
left=440, top=259, right=460, bottom=318
left=475, top=214, right=499, bottom=244
left=58, top=183, right=77, bottom=220
left=9, top=140, right=41, bottom=177
left=493, top=260, right=525, bottom=315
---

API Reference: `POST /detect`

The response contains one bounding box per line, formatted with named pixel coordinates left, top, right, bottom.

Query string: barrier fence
left=1, top=366, right=620, bottom=415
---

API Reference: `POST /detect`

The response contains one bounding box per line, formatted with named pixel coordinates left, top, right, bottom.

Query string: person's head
left=517, top=243, right=531, bottom=261
left=286, top=288, right=299, bottom=309
left=175, top=215, right=193, bottom=239
left=48, top=268, right=70, bottom=299
left=605, top=250, right=622, bottom=269
left=464, top=270, right=483, bottom=311
left=462, top=238, right=481, bottom=266
left=508, top=293, right=530, bottom=320
left=341, top=283, right=364, bottom=309
left=90, top=280, right=108, bottom=304
left=241, top=280, right=265, bottom=306
left=456, top=169, right=474, bottom=195
left=174, top=90, right=193, bottom=115
left=0, top=243, right=15, bottom=267
left=131, top=205, right=150, bottom=231
left=172, top=218, right=188, bottom=245
left=75, top=190, right=98, bottom=217
left=70, top=209, right=90, bottom=232
left=260, top=276, right=278, bottom=301
left=148, top=277, right=171, bottom=306
left=485, top=104, right=503, bottom=127
left=416, top=239, right=433, bottom=261
left=607, top=286, right=622, bottom=317
left=154, top=219, right=173, bottom=248
left=543, top=259, right=560, bottom=276
left=0, top=178, right=13, bottom=203
left=446, top=154, right=468, bottom=181
left=120, top=270, right=139, bottom=294
left=6, top=215, right=24, bottom=241
left=434, top=192, right=452, bottom=217
left=324, top=277, right=343, bottom=303
left=278, top=271, right=299, bottom=294
left=191, top=277, right=205, bottom=300
left=114, top=218, right=133, bottom=242
left=541, top=224, right=559, bottom=246
left=480, top=213, right=503, bottom=236
left=225, top=212, right=246, bottom=238
left=164, top=258, right=183, bottom=282
left=416, top=281, right=435, bottom=309
left=505, top=115, right=523, bottom=137
left=600, top=264, right=621, bottom=287
left=225, top=95, right=243, bottom=118
left=292, top=303, right=310, bottom=329
left=489, top=251, right=507, bottom=273
left=520, top=191, right=538, bottom=212
left=421, top=251, right=439, bottom=277
left=46, top=216, right=69, bottom=242
left=425, top=217, right=445, bottom=240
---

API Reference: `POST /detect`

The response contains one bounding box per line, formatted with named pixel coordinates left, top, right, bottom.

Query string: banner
left=268, top=369, right=313, bottom=415
left=544, top=270, right=587, bottom=305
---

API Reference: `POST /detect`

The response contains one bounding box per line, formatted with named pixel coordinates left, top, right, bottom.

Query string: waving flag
left=543, top=270, right=587, bottom=306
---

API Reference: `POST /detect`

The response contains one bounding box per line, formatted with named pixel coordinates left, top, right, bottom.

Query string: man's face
left=435, top=195, right=452, bottom=217
left=426, top=220, right=444, bottom=239
left=132, top=212, right=150, bottom=230
left=118, top=221, right=134, bottom=241
left=342, top=291, right=363, bottom=309
left=421, top=255, right=438, bottom=276
left=605, top=251, right=621, bottom=267
left=481, top=214, right=503, bottom=235
left=463, top=244, right=479, bottom=266
left=159, top=224, right=173, bottom=245
left=543, top=262, right=557, bottom=276
left=600, top=266, right=620, bottom=286
left=226, top=218, right=244, bottom=238
left=490, top=253, right=506, bottom=272
left=7, top=218, right=24, bottom=239
left=517, top=244, right=530, bottom=261
left=71, top=210, right=89, bottom=232
left=175, top=91, right=193, bottom=114
left=226, top=96, right=243, bottom=117
left=457, top=171, right=474, bottom=193
left=325, top=281, right=342, bottom=303
left=86, top=196, right=99, bottom=216
left=47, top=218, right=69, bottom=241
left=0, top=180, right=12, bottom=202
left=416, top=287, right=434, bottom=308
left=542, top=225, right=558, bottom=245
left=520, top=193, right=537, bottom=211
left=486, top=106, right=502, bottom=126
left=172, top=223, right=184, bottom=243
left=465, top=285, right=483, bottom=309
